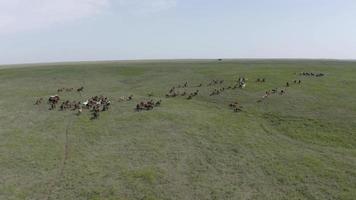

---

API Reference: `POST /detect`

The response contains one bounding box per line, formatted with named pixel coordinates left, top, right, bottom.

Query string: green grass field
left=0, top=60, right=355, bottom=200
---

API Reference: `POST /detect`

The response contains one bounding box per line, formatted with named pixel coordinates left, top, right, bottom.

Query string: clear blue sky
left=1, top=0, right=356, bottom=64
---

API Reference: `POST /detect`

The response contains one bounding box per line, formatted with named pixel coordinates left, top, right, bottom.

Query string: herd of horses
left=166, top=77, right=247, bottom=99
left=35, top=87, right=112, bottom=119
left=256, top=71, right=323, bottom=103
left=34, top=71, right=325, bottom=119
left=162, top=76, right=249, bottom=112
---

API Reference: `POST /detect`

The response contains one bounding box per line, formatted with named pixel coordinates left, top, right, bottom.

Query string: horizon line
left=1, top=57, right=356, bottom=68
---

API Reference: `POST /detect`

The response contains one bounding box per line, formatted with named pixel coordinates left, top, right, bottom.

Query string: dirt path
left=43, top=115, right=74, bottom=200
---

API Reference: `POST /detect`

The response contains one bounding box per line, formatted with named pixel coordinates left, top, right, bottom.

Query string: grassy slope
left=0, top=60, right=355, bottom=200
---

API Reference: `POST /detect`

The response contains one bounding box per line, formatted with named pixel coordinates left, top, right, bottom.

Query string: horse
left=136, top=104, right=142, bottom=111
left=234, top=107, right=242, bottom=112
left=34, top=98, right=43, bottom=105
left=92, top=111, right=99, bottom=119
left=77, top=86, right=84, bottom=92
left=169, top=87, right=175, bottom=93
left=48, top=95, right=60, bottom=104
left=229, top=102, right=239, bottom=108
left=77, top=108, right=83, bottom=116
left=239, top=83, right=246, bottom=89
left=155, top=100, right=162, bottom=106
left=49, top=103, right=56, bottom=110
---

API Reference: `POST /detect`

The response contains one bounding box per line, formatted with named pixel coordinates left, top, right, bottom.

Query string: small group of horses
left=187, top=90, right=200, bottom=100
left=229, top=101, right=243, bottom=112
left=136, top=100, right=162, bottom=111
left=59, top=100, right=81, bottom=111
left=118, top=95, right=133, bottom=102
left=57, top=86, right=84, bottom=93
left=210, top=88, right=225, bottom=96
left=57, top=87, right=73, bottom=92
left=166, top=86, right=180, bottom=98
left=261, top=88, right=286, bottom=100
left=212, top=78, right=247, bottom=95
left=299, top=72, right=325, bottom=77
left=176, top=82, right=189, bottom=88
left=165, top=84, right=200, bottom=100
left=259, top=78, right=305, bottom=102
left=83, top=95, right=111, bottom=119
left=39, top=86, right=84, bottom=110
left=210, top=77, right=248, bottom=97
left=256, top=78, right=266, bottom=83
left=207, top=80, right=224, bottom=86
left=286, top=80, right=302, bottom=87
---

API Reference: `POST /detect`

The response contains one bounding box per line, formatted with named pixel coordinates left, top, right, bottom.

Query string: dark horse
left=77, top=86, right=84, bottom=92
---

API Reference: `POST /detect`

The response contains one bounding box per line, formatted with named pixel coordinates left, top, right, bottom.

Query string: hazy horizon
left=1, top=0, right=356, bottom=65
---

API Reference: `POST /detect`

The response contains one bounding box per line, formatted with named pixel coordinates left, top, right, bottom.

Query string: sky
left=0, top=0, right=356, bottom=64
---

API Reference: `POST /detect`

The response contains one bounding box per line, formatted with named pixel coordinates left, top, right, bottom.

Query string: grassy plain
left=0, top=60, right=355, bottom=200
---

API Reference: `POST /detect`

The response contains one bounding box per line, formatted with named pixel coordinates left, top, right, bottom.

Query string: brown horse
left=48, top=95, right=60, bottom=104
